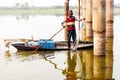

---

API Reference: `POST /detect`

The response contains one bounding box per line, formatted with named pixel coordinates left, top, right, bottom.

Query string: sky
left=0, top=0, right=119, bottom=7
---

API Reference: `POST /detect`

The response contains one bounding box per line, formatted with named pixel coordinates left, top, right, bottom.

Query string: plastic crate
left=38, top=39, right=55, bottom=49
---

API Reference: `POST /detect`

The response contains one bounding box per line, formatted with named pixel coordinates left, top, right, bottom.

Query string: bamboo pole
left=93, top=0, right=106, bottom=55
left=64, top=0, right=69, bottom=40
left=106, top=0, right=114, bottom=37
left=78, top=0, right=80, bottom=41
left=86, top=0, right=93, bottom=38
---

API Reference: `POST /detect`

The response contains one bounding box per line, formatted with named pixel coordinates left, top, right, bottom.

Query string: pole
left=34, top=27, right=64, bottom=51
left=78, top=0, right=80, bottom=41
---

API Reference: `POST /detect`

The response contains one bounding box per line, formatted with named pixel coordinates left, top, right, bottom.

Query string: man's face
left=68, top=10, right=73, bottom=16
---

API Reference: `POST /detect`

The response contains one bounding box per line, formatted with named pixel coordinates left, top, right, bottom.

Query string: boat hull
left=11, top=41, right=93, bottom=51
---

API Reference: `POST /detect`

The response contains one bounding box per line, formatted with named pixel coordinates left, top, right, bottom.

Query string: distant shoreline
left=0, top=7, right=120, bottom=15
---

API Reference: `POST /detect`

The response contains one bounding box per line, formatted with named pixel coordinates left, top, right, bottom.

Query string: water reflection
left=0, top=11, right=120, bottom=80
left=63, top=51, right=84, bottom=80
left=94, top=56, right=106, bottom=79
left=2, top=42, right=114, bottom=80
left=105, top=38, right=114, bottom=79
left=0, top=14, right=62, bottom=20
left=85, top=49, right=93, bottom=79
left=93, top=38, right=114, bottom=80
left=16, top=14, right=29, bottom=20
left=4, top=51, right=55, bottom=63
left=61, top=37, right=114, bottom=80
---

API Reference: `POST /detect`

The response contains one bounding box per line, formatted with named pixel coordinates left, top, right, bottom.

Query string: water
left=113, top=15, right=120, bottom=80
left=0, top=15, right=65, bottom=41
left=0, top=14, right=119, bottom=80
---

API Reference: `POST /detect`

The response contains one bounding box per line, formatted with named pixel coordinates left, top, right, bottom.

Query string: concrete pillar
left=64, top=0, right=69, bottom=40
left=86, top=0, right=93, bottom=38
left=81, top=0, right=86, bottom=41
left=93, top=0, right=106, bottom=55
left=64, top=0, right=69, bottom=17
left=106, top=0, right=114, bottom=37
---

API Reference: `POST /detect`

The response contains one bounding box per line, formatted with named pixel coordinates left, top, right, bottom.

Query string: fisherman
left=62, top=10, right=83, bottom=49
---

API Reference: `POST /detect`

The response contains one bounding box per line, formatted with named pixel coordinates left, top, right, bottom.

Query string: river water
left=0, top=14, right=119, bottom=80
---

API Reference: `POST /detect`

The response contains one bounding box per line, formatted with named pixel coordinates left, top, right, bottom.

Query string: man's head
left=68, top=10, right=73, bottom=16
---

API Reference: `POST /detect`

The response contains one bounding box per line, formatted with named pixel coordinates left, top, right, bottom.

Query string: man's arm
left=75, top=18, right=84, bottom=21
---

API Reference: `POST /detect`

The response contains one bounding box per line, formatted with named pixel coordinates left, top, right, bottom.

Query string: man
left=62, top=10, right=83, bottom=49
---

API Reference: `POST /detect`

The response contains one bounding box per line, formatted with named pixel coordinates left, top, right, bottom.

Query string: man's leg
left=67, top=30, right=72, bottom=49
left=72, top=30, right=77, bottom=47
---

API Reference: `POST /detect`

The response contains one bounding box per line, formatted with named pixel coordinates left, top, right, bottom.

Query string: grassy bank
left=0, top=7, right=120, bottom=15
left=114, top=8, right=120, bottom=15
left=0, top=8, right=64, bottom=15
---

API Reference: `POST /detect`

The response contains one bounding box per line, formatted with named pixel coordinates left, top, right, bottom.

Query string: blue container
left=38, top=39, right=55, bottom=49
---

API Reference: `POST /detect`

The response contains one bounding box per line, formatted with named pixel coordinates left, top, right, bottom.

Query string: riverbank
left=0, top=7, right=119, bottom=15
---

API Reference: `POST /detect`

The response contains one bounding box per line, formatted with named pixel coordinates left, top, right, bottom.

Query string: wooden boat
left=11, top=40, right=93, bottom=51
